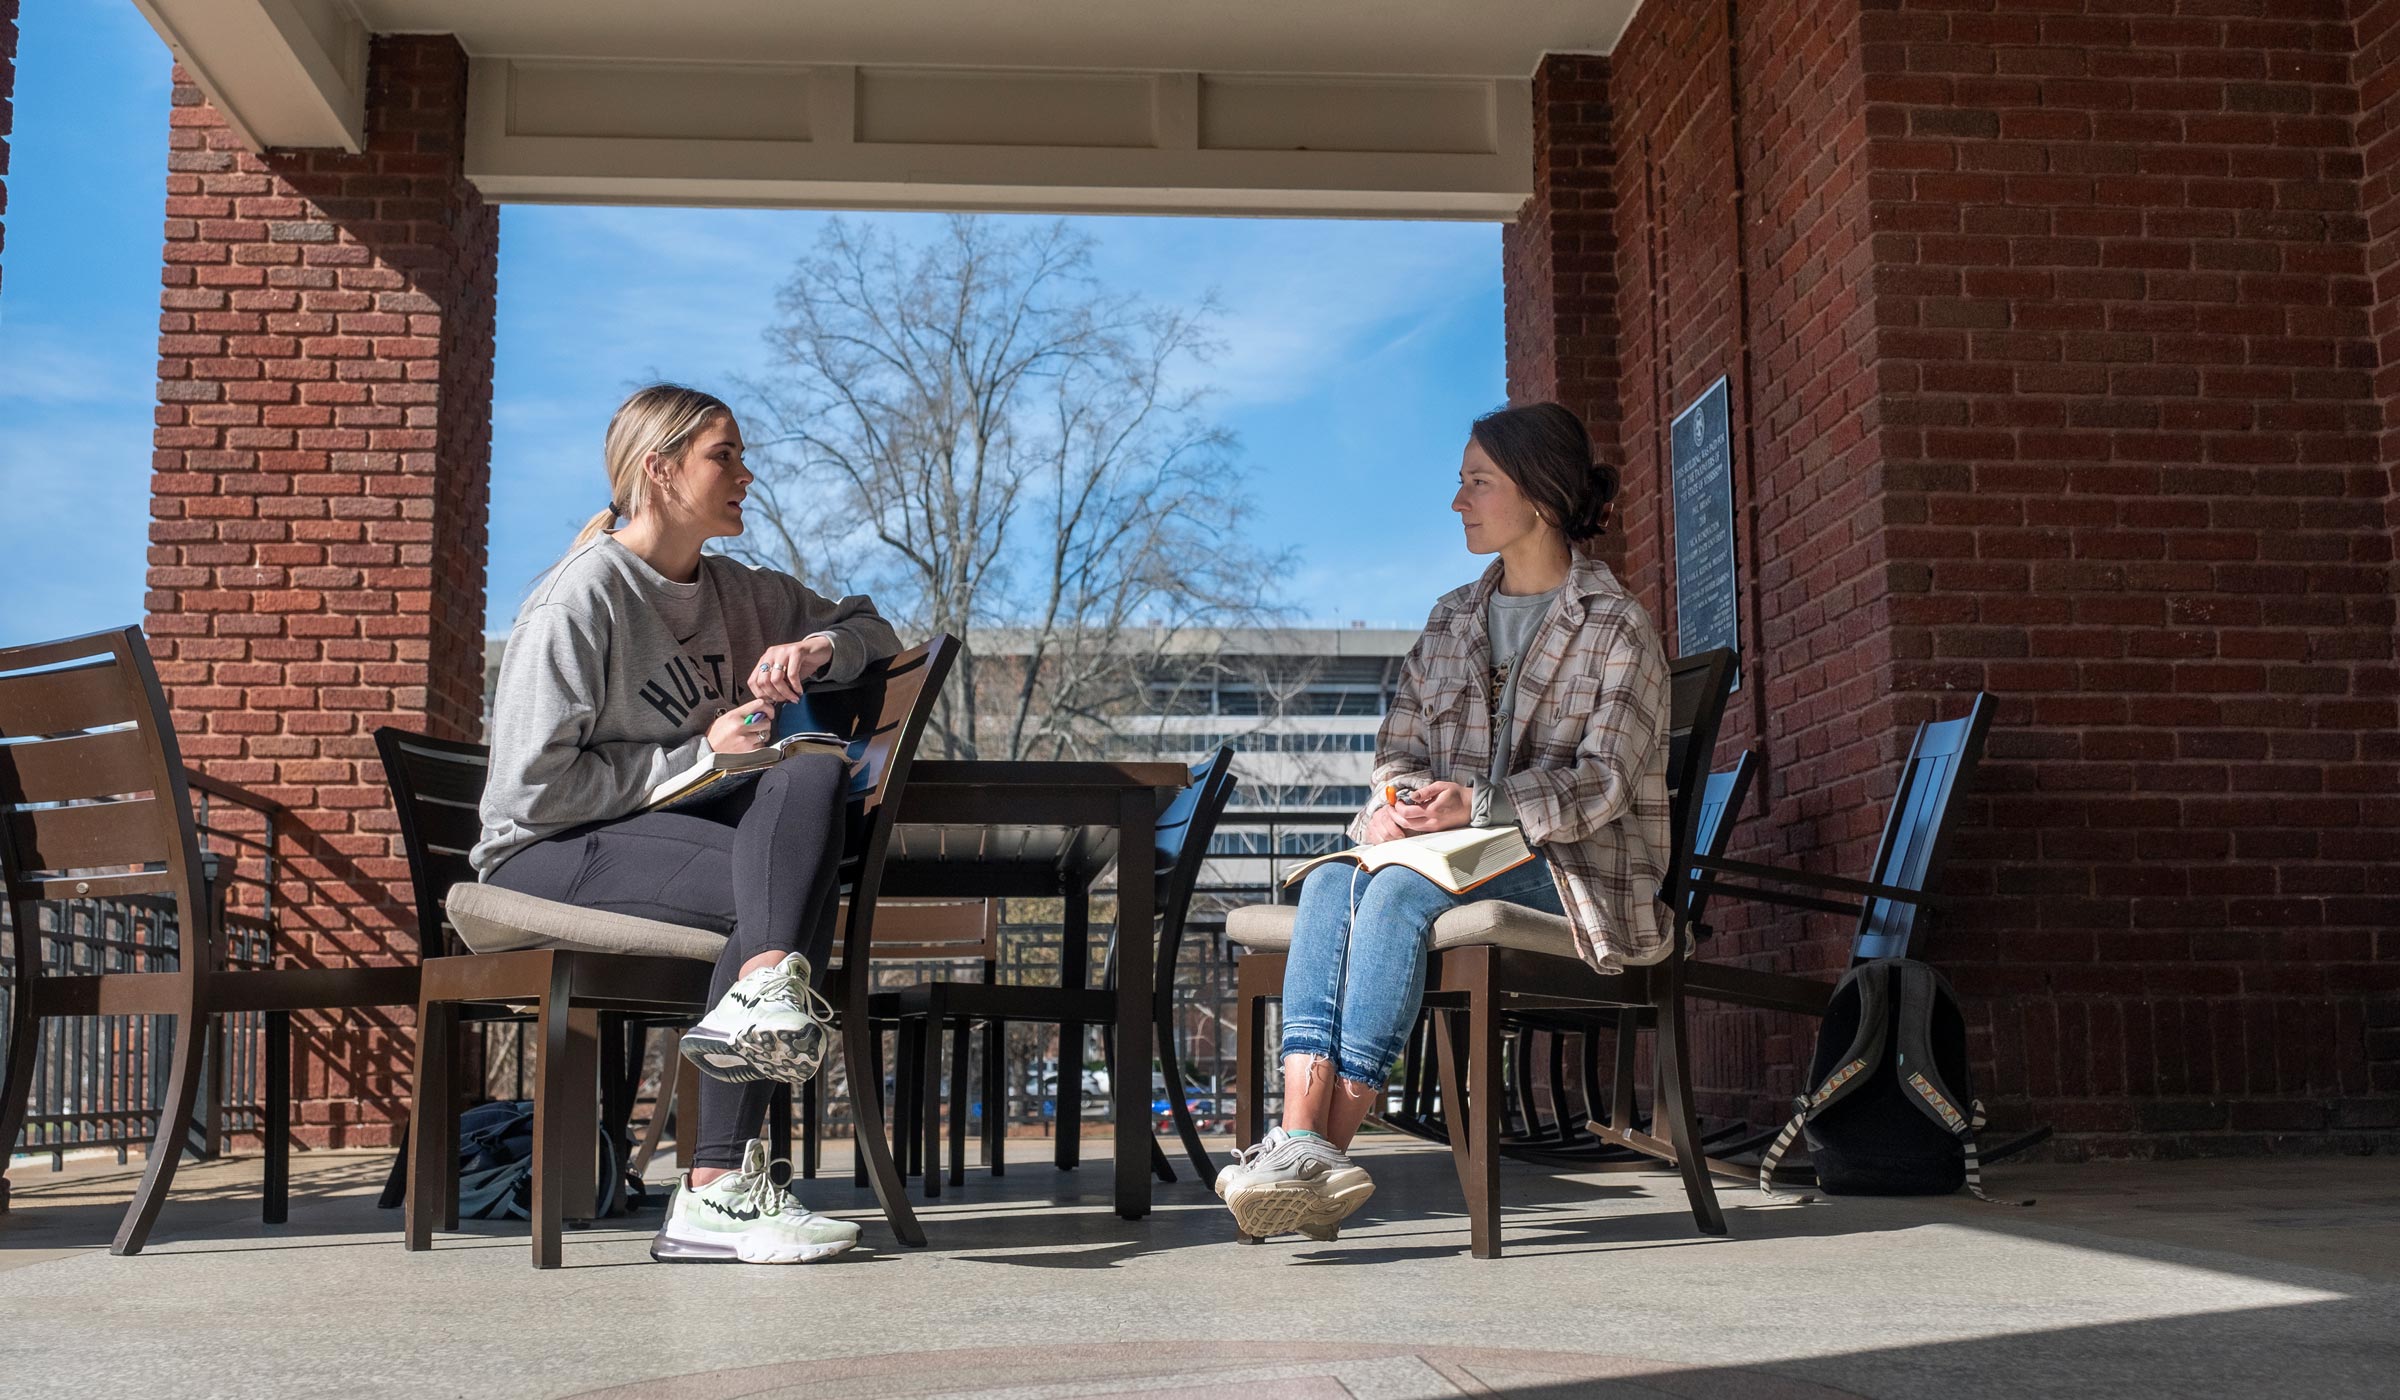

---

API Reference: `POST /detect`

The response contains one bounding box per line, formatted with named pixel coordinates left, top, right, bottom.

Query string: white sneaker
left=1215, top=1127, right=1374, bottom=1242
left=680, top=952, right=834, bottom=1086
left=649, top=1140, right=862, bottom=1264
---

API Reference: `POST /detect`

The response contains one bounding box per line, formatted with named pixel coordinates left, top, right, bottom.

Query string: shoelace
left=1234, top=1131, right=1340, bottom=1174
left=1226, top=1138, right=1273, bottom=1171
left=752, top=963, right=837, bottom=1026
left=729, top=1159, right=810, bottom=1221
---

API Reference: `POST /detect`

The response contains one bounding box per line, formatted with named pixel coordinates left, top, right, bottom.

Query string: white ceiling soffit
left=465, top=63, right=1536, bottom=219
left=353, top=1, right=1637, bottom=77
left=130, top=1, right=1643, bottom=218
left=135, top=0, right=370, bottom=152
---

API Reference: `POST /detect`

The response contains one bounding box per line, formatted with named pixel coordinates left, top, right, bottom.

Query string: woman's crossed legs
left=1217, top=856, right=1562, bottom=1241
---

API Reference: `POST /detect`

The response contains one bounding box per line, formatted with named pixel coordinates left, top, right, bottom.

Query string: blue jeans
left=1279, top=857, right=1564, bottom=1086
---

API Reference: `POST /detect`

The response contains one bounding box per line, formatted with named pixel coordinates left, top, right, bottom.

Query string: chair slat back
left=0, top=627, right=211, bottom=964
left=1854, top=693, right=1994, bottom=961
left=775, top=636, right=956, bottom=826
left=841, top=898, right=998, bottom=961
left=0, top=656, right=144, bottom=739
left=373, top=727, right=490, bottom=960
left=1662, top=649, right=1737, bottom=912
left=1112, top=748, right=1238, bottom=1002
left=806, top=637, right=960, bottom=966
left=1685, top=751, right=1757, bottom=926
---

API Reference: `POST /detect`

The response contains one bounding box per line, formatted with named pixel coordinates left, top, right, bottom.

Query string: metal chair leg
left=404, top=999, right=459, bottom=1251
left=1655, top=955, right=1726, bottom=1237
left=263, top=1009, right=290, bottom=1224
left=948, top=1015, right=969, bottom=1187
left=111, top=986, right=211, bottom=1256
left=921, top=1014, right=943, bottom=1200
left=844, top=1006, right=926, bottom=1246
left=0, top=976, right=42, bottom=1216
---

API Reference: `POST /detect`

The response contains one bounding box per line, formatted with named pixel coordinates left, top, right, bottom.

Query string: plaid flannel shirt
left=1349, top=554, right=1672, bottom=972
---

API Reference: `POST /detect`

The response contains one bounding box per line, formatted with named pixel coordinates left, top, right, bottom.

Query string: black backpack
left=376, top=1100, right=650, bottom=1220
left=1759, top=959, right=2027, bottom=1205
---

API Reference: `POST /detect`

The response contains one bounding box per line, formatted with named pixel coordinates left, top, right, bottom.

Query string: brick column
left=1502, top=57, right=1628, bottom=577
left=146, top=35, right=495, bottom=1149
left=1508, top=0, right=2400, bottom=1156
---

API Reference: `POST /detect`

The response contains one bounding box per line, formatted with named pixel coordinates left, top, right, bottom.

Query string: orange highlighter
left=1384, top=783, right=1422, bottom=806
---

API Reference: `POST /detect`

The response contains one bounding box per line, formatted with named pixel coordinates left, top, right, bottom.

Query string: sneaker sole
left=649, top=1230, right=858, bottom=1265
left=679, top=1024, right=824, bottom=1087
left=1225, top=1175, right=1374, bottom=1241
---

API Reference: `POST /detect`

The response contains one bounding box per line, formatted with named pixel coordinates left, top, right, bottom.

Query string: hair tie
left=607, top=500, right=623, bottom=517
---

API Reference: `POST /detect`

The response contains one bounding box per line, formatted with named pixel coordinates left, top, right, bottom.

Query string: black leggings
left=486, top=753, right=848, bottom=1170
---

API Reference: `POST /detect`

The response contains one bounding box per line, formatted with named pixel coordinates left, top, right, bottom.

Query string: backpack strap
left=1893, top=961, right=2032, bottom=1207
left=1758, top=961, right=1894, bottom=1199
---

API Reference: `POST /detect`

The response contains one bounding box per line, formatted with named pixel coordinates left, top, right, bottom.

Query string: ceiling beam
left=133, top=0, right=368, bottom=153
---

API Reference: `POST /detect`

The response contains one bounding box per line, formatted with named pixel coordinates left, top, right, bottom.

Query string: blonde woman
left=472, top=384, right=900, bottom=1264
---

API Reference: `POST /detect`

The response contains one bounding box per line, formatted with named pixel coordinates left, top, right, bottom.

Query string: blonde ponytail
left=559, top=383, right=733, bottom=560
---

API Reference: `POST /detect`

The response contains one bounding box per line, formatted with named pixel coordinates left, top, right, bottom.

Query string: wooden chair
left=373, top=728, right=673, bottom=1219
left=1505, top=751, right=1758, bottom=1156
left=790, top=897, right=999, bottom=1188
left=401, top=635, right=956, bottom=1266
left=1227, top=647, right=1739, bottom=1258
left=872, top=747, right=1239, bottom=1198
left=1682, top=694, right=1996, bottom=1014
left=0, top=625, right=417, bottom=1254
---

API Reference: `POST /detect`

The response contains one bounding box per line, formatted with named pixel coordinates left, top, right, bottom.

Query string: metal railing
left=0, top=776, right=281, bottom=1170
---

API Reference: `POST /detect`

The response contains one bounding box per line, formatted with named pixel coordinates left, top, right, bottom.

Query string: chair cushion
left=444, top=884, right=727, bottom=962
left=1227, top=900, right=1579, bottom=959
left=1428, top=901, right=1578, bottom=957
left=1227, top=903, right=1296, bottom=951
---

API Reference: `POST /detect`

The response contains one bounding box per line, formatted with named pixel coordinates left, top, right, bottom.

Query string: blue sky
left=1, top=1, right=1503, bottom=642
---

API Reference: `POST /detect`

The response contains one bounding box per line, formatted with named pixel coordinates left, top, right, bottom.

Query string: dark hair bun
left=1469, top=402, right=1614, bottom=545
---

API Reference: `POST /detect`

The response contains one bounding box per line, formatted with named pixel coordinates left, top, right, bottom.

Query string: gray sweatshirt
left=471, top=536, right=902, bottom=877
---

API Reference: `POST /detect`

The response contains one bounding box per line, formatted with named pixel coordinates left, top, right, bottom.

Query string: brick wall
left=1518, top=0, right=2400, bottom=1153
left=146, top=36, right=496, bottom=1149
left=1864, top=1, right=2397, bottom=1153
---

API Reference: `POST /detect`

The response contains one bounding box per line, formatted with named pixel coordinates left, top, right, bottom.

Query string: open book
left=644, top=709, right=849, bottom=813
left=1280, top=825, right=1535, bottom=896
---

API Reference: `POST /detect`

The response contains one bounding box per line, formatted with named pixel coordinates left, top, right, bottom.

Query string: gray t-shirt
left=1478, top=584, right=1560, bottom=825
left=470, top=537, right=900, bottom=877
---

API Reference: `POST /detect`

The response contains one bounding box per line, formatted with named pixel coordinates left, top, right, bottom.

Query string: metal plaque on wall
left=1670, top=376, right=1740, bottom=688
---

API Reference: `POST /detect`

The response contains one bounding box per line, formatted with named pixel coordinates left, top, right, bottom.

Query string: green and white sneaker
left=1214, top=1127, right=1374, bottom=1242
left=680, top=952, right=834, bottom=1087
left=650, top=1140, right=861, bottom=1264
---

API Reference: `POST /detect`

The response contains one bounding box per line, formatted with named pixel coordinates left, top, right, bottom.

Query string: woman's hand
left=706, top=698, right=777, bottom=754
left=751, top=634, right=834, bottom=703
left=1363, top=805, right=1411, bottom=845
left=1391, top=780, right=1472, bottom=834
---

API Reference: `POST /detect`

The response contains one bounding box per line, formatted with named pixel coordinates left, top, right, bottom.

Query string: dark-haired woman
left=1214, top=402, right=1671, bottom=1243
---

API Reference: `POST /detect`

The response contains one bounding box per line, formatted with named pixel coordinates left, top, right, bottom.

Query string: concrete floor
left=1, top=1133, right=2394, bottom=1399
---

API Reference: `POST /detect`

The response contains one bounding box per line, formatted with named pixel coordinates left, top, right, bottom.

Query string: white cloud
left=0, top=320, right=152, bottom=410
